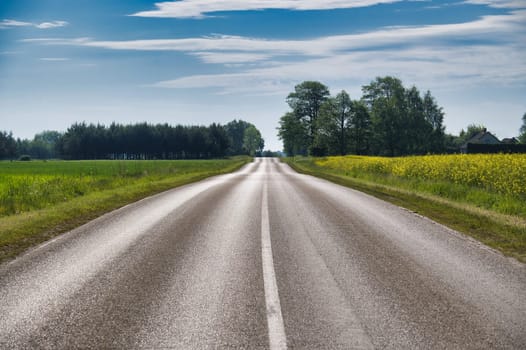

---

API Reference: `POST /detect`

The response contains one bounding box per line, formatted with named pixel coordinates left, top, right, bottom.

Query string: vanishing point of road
left=1, top=158, right=525, bottom=349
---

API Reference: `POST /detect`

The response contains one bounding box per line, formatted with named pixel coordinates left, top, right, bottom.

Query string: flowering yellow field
left=316, top=154, right=526, bottom=198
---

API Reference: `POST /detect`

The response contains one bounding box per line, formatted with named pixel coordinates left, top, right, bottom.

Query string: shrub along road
left=0, top=158, right=524, bottom=348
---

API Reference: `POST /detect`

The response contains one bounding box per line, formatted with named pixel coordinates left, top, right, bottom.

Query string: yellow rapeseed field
left=316, top=154, right=526, bottom=198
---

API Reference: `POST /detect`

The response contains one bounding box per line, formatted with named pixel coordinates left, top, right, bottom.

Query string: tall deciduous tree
left=0, top=131, right=17, bottom=159
left=519, top=112, right=526, bottom=144
left=29, top=131, right=62, bottom=159
left=278, top=76, right=446, bottom=156
left=225, top=119, right=252, bottom=155
left=362, top=76, right=406, bottom=156
left=277, top=112, right=308, bottom=156
left=405, top=86, right=426, bottom=154
left=423, top=90, right=445, bottom=153
left=286, top=81, right=330, bottom=147
left=362, top=77, right=445, bottom=155
left=208, top=123, right=230, bottom=158
left=243, top=125, right=264, bottom=156
left=350, top=101, right=372, bottom=155
left=316, top=90, right=353, bottom=155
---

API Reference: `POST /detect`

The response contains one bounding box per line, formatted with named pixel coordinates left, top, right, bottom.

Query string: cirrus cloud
left=464, top=0, right=526, bottom=8
left=0, top=19, right=68, bottom=30
left=21, top=9, right=526, bottom=94
left=24, top=10, right=526, bottom=59
left=131, top=0, right=403, bottom=18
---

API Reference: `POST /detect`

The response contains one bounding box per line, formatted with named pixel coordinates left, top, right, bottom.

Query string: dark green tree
left=225, top=119, right=252, bottom=155
left=30, top=131, right=62, bottom=159
left=277, top=112, right=309, bottom=156
left=519, top=112, right=526, bottom=144
left=57, top=122, right=236, bottom=160
left=404, top=86, right=427, bottom=154
left=243, top=125, right=264, bottom=156
left=286, top=81, right=330, bottom=148
left=350, top=101, right=372, bottom=155
left=422, top=91, right=446, bottom=153
left=444, top=133, right=461, bottom=153
left=362, top=77, right=445, bottom=155
left=316, top=90, right=353, bottom=155
left=362, top=76, right=406, bottom=156
left=0, top=131, right=17, bottom=159
left=207, top=123, right=230, bottom=158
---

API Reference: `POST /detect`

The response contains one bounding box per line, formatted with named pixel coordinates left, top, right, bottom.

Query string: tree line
left=0, top=120, right=264, bottom=160
left=278, top=77, right=448, bottom=156
left=278, top=78, right=526, bottom=157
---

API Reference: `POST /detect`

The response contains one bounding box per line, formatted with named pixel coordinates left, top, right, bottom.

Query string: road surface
left=1, top=158, right=525, bottom=349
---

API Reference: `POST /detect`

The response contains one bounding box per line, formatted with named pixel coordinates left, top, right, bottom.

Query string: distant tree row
left=57, top=122, right=232, bottom=160
left=278, top=77, right=447, bottom=156
left=0, top=120, right=264, bottom=160
left=0, top=131, right=17, bottom=159
left=1, top=130, right=63, bottom=160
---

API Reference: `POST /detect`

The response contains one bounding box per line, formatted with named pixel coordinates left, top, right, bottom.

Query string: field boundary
left=283, top=157, right=526, bottom=263
left=0, top=158, right=251, bottom=264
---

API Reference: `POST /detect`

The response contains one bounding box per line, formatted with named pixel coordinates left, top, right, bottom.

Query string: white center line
left=261, top=181, right=287, bottom=350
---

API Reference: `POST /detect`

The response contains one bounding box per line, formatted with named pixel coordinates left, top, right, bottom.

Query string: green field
left=284, top=155, right=526, bottom=262
left=0, top=158, right=250, bottom=263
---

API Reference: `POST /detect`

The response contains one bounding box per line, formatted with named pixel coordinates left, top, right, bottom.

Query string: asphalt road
left=1, top=158, right=525, bottom=349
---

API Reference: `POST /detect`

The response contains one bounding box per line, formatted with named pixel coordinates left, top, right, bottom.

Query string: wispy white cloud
left=23, top=37, right=90, bottom=44
left=0, top=19, right=32, bottom=28
left=154, top=43, right=526, bottom=94
left=35, top=21, right=68, bottom=29
left=190, top=52, right=272, bottom=64
left=147, top=8, right=526, bottom=94
left=23, top=10, right=526, bottom=67
left=22, top=9, right=525, bottom=94
left=23, top=10, right=525, bottom=60
left=131, top=0, right=403, bottom=18
left=39, top=57, right=70, bottom=61
left=464, top=0, right=526, bottom=9
left=0, top=19, right=68, bottom=30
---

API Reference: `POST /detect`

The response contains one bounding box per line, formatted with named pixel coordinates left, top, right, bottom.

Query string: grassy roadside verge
left=0, top=157, right=251, bottom=264
left=283, top=157, right=526, bottom=263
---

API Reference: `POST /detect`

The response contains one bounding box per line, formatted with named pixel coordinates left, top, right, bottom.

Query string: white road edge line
left=261, top=181, right=288, bottom=350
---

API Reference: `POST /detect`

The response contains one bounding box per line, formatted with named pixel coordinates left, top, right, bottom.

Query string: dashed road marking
left=261, top=181, right=287, bottom=350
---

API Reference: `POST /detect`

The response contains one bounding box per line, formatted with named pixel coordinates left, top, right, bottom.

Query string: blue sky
left=1, top=0, right=525, bottom=151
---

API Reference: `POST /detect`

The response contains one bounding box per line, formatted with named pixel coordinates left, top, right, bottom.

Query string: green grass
left=0, top=159, right=248, bottom=216
left=0, top=157, right=251, bottom=263
left=283, top=157, right=526, bottom=263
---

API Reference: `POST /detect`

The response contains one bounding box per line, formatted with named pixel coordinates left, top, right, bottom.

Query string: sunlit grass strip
left=284, top=156, right=526, bottom=262
left=0, top=157, right=251, bottom=263
left=0, top=159, right=247, bottom=217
